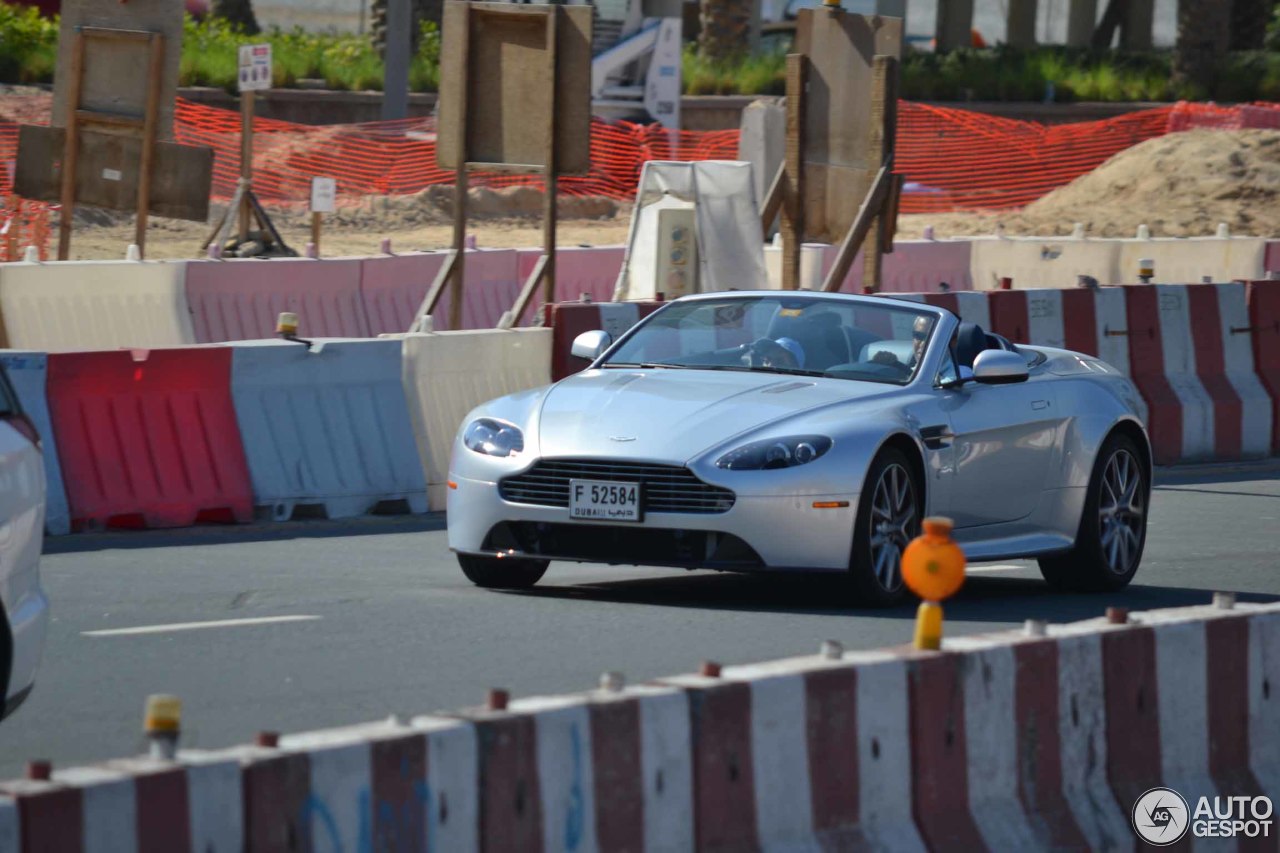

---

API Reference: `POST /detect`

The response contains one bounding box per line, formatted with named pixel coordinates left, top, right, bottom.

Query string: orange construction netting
left=2, top=96, right=1277, bottom=259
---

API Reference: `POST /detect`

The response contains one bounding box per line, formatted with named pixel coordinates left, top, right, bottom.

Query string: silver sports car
left=447, top=291, right=1150, bottom=605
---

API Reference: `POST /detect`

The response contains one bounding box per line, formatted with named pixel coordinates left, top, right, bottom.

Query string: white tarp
left=613, top=160, right=768, bottom=300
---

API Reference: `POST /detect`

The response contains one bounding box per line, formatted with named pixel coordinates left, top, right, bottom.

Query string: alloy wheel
left=868, top=462, right=918, bottom=591
left=1099, top=449, right=1145, bottom=575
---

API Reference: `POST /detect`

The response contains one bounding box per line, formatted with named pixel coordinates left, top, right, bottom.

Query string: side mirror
left=972, top=349, right=1029, bottom=384
left=571, top=329, right=612, bottom=361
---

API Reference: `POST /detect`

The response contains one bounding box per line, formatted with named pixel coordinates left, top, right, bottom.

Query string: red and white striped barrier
left=974, top=284, right=1274, bottom=465
left=1124, top=284, right=1273, bottom=464
left=0, top=756, right=242, bottom=852
left=1249, top=280, right=1280, bottom=456
left=3, top=601, right=1274, bottom=852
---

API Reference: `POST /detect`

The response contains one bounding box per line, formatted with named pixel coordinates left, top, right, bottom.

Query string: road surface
left=1, top=465, right=1276, bottom=777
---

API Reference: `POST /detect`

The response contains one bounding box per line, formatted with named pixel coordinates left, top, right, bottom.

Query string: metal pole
left=1065, top=0, right=1097, bottom=46
left=934, top=0, right=975, bottom=52
left=382, top=0, right=412, bottom=121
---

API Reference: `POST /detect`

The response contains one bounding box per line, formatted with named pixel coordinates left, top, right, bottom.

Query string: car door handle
left=1031, top=400, right=1050, bottom=410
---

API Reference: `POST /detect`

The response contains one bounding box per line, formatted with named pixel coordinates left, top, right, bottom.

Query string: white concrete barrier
left=968, top=236, right=1120, bottom=290
left=1116, top=236, right=1267, bottom=284
left=0, top=260, right=195, bottom=351
left=395, top=329, right=553, bottom=509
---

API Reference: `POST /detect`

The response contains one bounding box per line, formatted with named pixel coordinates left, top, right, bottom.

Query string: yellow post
left=913, top=601, right=944, bottom=650
left=902, top=517, right=966, bottom=650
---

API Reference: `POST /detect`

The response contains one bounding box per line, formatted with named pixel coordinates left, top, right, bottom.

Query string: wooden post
left=541, top=7, right=559, bottom=309
left=4, top=196, right=17, bottom=261
left=239, top=89, right=255, bottom=243
left=862, top=56, right=896, bottom=293
left=311, top=212, right=322, bottom=255
left=134, top=33, right=164, bottom=258
left=781, top=53, right=806, bottom=291
left=447, top=2, right=471, bottom=332
left=57, top=29, right=86, bottom=261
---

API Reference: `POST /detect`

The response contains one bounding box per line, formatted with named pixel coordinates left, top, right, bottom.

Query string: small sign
left=644, top=19, right=682, bottom=129
left=102, top=168, right=123, bottom=182
left=238, top=44, right=273, bottom=92
left=310, top=177, right=337, bottom=213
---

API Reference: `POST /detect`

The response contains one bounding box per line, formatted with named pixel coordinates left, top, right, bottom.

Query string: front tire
left=1039, top=433, right=1149, bottom=592
left=849, top=447, right=922, bottom=607
left=457, top=554, right=549, bottom=589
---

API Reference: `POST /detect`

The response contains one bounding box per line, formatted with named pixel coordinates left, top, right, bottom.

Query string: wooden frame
left=56, top=27, right=165, bottom=260
left=412, top=2, right=591, bottom=333
left=761, top=9, right=902, bottom=292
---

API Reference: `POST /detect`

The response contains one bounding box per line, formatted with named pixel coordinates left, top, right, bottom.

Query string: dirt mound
left=904, top=129, right=1280, bottom=239
left=319, top=185, right=621, bottom=232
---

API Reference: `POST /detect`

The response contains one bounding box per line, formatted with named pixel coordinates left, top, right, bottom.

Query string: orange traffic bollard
left=902, top=516, right=966, bottom=650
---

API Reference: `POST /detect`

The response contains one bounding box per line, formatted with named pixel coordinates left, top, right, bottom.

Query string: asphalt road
left=2, top=465, right=1278, bottom=778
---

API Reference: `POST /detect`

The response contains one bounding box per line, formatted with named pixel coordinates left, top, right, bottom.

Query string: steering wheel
left=867, top=348, right=913, bottom=379
left=741, top=338, right=800, bottom=370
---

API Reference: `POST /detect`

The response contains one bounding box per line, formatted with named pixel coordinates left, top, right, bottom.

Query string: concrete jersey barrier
left=968, top=236, right=1121, bottom=290
left=1116, top=235, right=1268, bottom=284
left=229, top=338, right=428, bottom=521
left=186, top=258, right=371, bottom=343
left=0, top=260, right=196, bottom=352
left=393, top=329, right=553, bottom=509
left=0, top=600, right=1275, bottom=851
left=45, top=347, right=253, bottom=531
left=359, top=252, right=450, bottom=337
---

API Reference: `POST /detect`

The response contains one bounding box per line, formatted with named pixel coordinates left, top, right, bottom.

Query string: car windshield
left=601, top=295, right=938, bottom=385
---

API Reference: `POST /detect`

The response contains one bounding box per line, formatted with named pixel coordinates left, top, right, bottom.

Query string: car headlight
left=716, top=435, right=832, bottom=470
left=463, top=418, right=524, bottom=458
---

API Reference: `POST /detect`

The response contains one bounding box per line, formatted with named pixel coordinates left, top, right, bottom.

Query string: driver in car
left=775, top=337, right=805, bottom=369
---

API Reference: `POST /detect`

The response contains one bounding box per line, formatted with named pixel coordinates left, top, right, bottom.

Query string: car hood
left=537, top=368, right=894, bottom=461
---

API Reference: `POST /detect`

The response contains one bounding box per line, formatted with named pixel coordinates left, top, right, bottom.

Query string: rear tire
left=1039, top=433, right=1148, bottom=592
left=457, top=554, right=549, bottom=589
left=848, top=447, right=921, bottom=607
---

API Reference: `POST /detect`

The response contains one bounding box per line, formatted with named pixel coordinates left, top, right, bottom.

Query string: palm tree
left=697, top=0, right=752, bottom=63
left=211, top=0, right=260, bottom=35
left=1172, top=0, right=1230, bottom=95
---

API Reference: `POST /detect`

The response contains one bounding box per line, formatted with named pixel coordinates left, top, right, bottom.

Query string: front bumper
left=447, top=472, right=858, bottom=572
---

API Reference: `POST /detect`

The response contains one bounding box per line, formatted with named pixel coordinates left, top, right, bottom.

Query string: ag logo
left=1133, top=787, right=1191, bottom=845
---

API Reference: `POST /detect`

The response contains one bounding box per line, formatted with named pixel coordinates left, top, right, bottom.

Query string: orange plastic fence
left=0, top=196, right=50, bottom=262
left=1, top=96, right=1276, bottom=249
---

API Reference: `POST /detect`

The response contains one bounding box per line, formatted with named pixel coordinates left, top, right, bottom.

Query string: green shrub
left=0, top=3, right=58, bottom=84
left=3, top=1, right=1278, bottom=103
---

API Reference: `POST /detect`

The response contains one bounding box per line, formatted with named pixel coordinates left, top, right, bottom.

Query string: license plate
left=569, top=479, right=642, bottom=522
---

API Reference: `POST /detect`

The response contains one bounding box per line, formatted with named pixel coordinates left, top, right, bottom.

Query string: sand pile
left=909, top=129, right=1280, bottom=239
left=320, top=185, right=621, bottom=232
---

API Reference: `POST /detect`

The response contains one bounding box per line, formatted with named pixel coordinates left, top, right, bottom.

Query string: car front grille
left=498, top=459, right=736, bottom=514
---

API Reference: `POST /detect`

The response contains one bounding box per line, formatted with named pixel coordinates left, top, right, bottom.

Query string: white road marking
left=965, top=564, right=1030, bottom=574
left=83, top=615, right=321, bottom=637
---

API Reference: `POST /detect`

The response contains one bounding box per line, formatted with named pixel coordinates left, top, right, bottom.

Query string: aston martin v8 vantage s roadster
left=447, top=291, right=1151, bottom=605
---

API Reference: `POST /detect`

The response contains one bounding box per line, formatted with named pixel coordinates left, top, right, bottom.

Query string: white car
left=448, top=292, right=1151, bottom=605
left=0, top=362, right=48, bottom=718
